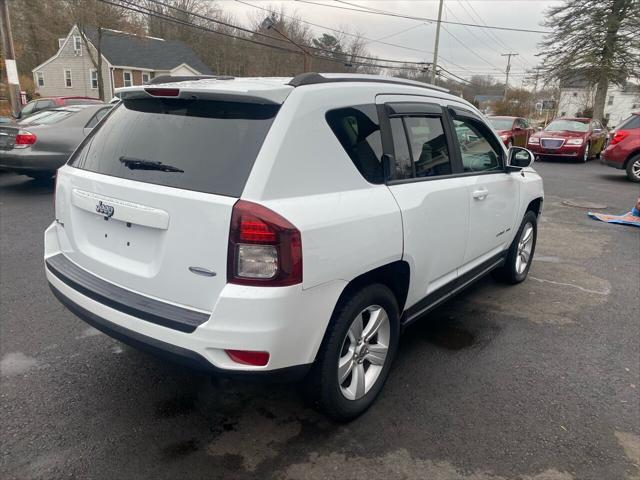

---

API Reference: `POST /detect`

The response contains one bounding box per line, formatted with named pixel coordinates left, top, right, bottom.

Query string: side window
left=35, top=100, right=54, bottom=111
left=85, top=108, right=110, bottom=129
left=397, top=116, right=451, bottom=178
left=453, top=118, right=502, bottom=173
left=326, top=105, right=384, bottom=184
left=21, top=102, right=36, bottom=116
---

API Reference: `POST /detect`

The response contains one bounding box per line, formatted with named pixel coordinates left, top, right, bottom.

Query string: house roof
left=83, top=27, right=213, bottom=74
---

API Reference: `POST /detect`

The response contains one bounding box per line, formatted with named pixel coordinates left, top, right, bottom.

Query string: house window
left=73, top=35, right=82, bottom=54
left=605, top=113, right=610, bottom=120
left=561, top=112, right=566, bottom=116
left=36, top=72, right=45, bottom=87
left=608, top=95, right=614, bottom=105
left=142, top=72, right=150, bottom=84
left=123, top=71, right=132, bottom=87
left=90, top=69, right=98, bottom=89
left=64, top=69, right=72, bottom=88
left=572, top=92, right=577, bottom=97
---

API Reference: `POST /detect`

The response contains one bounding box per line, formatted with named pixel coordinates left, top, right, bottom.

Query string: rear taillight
left=228, top=200, right=302, bottom=287
left=15, top=130, right=36, bottom=148
left=610, top=130, right=629, bottom=146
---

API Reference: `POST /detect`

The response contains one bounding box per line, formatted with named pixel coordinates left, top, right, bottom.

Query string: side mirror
left=593, top=128, right=602, bottom=133
left=507, top=146, right=534, bottom=170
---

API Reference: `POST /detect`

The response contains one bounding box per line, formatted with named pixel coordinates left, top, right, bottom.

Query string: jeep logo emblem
left=96, top=201, right=115, bottom=218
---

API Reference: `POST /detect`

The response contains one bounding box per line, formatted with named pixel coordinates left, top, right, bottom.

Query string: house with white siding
left=32, top=26, right=213, bottom=100
left=557, top=76, right=640, bottom=128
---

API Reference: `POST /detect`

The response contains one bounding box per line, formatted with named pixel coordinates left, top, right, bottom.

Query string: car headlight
left=528, top=137, right=539, bottom=144
left=566, top=138, right=584, bottom=145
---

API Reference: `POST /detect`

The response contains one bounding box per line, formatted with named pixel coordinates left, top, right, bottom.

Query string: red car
left=15, top=96, right=103, bottom=120
left=488, top=116, right=535, bottom=148
left=527, top=117, right=608, bottom=162
left=601, top=112, right=640, bottom=182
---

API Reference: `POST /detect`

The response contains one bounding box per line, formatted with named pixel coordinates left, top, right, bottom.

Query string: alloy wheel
left=515, top=222, right=534, bottom=275
left=338, top=305, right=390, bottom=400
left=632, top=159, right=640, bottom=180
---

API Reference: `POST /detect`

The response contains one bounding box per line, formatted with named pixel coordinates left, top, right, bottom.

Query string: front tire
left=626, top=154, right=640, bottom=183
left=302, top=284, right=399, bottom=422
left=493, top=211, right=537, bottom=284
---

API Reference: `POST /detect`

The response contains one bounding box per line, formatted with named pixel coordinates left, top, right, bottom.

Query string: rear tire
left=626, top=154, right=640, bottom=183
left=493, top=211, right=537, bottom=284
left=302, top=284, right=399, bottom=422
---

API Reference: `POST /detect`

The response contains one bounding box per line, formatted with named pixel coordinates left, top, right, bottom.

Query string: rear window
left=63, top=99, right=103, bottom=105
left=19, top=109, right=73, bottom=125
left=617, top=114, right=640, bottom=130
left=69, top=98, right=279, bottom=197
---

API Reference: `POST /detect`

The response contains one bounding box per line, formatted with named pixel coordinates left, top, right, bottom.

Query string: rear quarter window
left=326, top=104, right=384, bottom=184
left=69, top=99, right=279, bottom=197
left=618, top=115, right=640, bottom=130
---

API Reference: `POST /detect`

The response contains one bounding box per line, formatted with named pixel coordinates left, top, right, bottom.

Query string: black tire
left=493, top=210, right=538, bottom=284
left=625, top=154, right=640, bottom=183
left=302, top=284, right=400, bottom=422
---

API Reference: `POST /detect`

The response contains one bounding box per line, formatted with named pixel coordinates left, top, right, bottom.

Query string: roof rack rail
left=287, top=72, right=449, bottom=93
left=147, top=75, right=234, bottom=85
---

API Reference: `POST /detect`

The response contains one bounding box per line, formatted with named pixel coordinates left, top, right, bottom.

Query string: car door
left=377, top=96, right=471, bottom=310
left=591, top=120, right=606, bottom=154
left=448, top=107, right=520, bottom=273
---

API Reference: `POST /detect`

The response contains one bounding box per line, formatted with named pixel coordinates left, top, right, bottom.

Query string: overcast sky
left=218, top=0, right=562, bottom=83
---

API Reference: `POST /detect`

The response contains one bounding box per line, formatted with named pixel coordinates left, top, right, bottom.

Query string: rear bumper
left=47, top=282, right=310, bottom=381
left=0, top=149, right=67, bottom=173
left=600, top=148, right=625, bottom=169
left=45, top=222, right=345, bottom=377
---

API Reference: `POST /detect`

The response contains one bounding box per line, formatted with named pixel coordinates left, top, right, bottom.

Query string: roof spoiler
left=147, top=75, right=234, bottom=85
left=288, top=72, right=449, bottom=93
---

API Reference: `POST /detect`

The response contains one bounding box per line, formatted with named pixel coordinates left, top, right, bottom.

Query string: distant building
left=557, top=77, right=640, bottom=127
left=31, top=25, right=213, bottom=100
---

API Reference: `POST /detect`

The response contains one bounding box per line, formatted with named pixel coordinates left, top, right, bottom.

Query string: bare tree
left=538, top=0, right=640, bottom=121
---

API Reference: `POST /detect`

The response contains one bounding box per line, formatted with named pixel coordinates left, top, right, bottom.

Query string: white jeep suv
left=45, top=73, right=543, bottom=421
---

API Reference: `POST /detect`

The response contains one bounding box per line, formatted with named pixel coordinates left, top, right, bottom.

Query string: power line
left=234, top=0, right=432, bottom=56
left=440, top=24, right=502, bottom=71
left=143, top=0, right=429, bottom=66
left=292, top=0, right=551, bottom=34
left=98, top=0, right=431, bottom=72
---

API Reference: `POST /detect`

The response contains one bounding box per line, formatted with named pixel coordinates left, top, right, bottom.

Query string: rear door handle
left=472, top=188, right=489, bottom=200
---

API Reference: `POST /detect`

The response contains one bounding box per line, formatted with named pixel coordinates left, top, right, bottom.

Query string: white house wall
left=558, top=84, right=640, bottom=128
left=32, top=26, right=112, bottom=100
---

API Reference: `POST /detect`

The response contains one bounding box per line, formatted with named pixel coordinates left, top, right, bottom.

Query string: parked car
left=527, top=117, right=608, bottom=162
left=488, top=116, right=535, bottom=148
left=0, top=104, right=113, bottom=179
left=14, top=96, right=103, bottom=120
left=45, top=74, right=544, bottom=421
left=601, top=112, right=640, bottom=182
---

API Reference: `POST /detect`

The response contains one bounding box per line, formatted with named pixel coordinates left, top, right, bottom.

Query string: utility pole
left=0, top=0, right=21, bottom=115
left=431, top=0, right=444, bottom=85
left=501, top=52, right=518, bottom=101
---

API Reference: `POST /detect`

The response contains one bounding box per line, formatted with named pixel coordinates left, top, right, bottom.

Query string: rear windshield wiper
left=119, top=156, right=184, bottom=173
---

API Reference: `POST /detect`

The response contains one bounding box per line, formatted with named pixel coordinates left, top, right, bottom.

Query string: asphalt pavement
left=1, top=159, right=639, bottom=480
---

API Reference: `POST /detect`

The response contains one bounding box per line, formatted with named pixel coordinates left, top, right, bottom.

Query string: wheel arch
left=526, top=197, right=543, bottom=217
left=623, top=149, right=640, bottom=167
left=338, top=261, right=411, bottom=314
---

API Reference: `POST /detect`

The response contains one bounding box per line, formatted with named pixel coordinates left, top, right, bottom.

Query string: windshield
left=545, top=119, right=589, bottom=132
left=489, top=118, right=514, bottom=130
left=69, top=98, right=280, bottom=197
